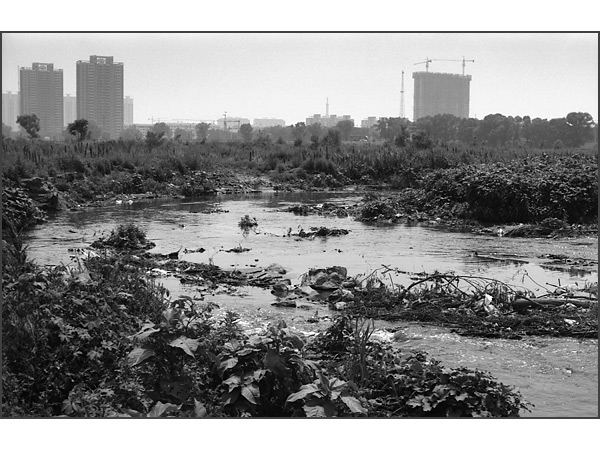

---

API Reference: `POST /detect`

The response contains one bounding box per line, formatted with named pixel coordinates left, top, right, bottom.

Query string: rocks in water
left=265, top=263, right=287, bottom=275
left=328, top=288, right=355, bottom=302
left=20, top=177, right=62, bottom=211
left=304, top=266, right=349, bottom=291
left=270, top=280, right=291, bottom=298
left=183, top=247, right=206, bottom=254
left=271, top=299, right=296, bottom=308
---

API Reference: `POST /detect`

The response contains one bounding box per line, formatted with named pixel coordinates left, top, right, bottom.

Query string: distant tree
left=146, top=131, right=165, bottom=149
left=457, top=118, right=479, bottom=145
left=239, top=123, right=253, bottom=142
left=2, top=122, right=12, bottom=138
left=152, top=122, right=172, bottom=140
left=477, top=113, right=517, bottom=147
left=528, top=117, right=550, bottom=148
left=195, top=122, right=211, bottom=141
left=262, top=125, right=291, bottom=142
left=375, top=117, right=405, bottom=142
left=120, top=126, right=143, bottom=141
left=87, top=121, right=103, bottom=140
left=415, top=114, right=460, bottom=142
left=321, top=128, right=341, bottom=149
left=254, top=129, right=272, bottom=148
left=306, top=122, right=323, bottom=139
left=410, top=130, right=432, bottom=149
left=174, top=128, right=193, bottom=141
left=16, top=114, right=40, bottom=139
left=564, top=112, right=595, bottom=147
left=67, top=118, right=89, bottom=141
left=291, top=122, right=307, bottom=141
left=335, top=119, right=354, bottom=141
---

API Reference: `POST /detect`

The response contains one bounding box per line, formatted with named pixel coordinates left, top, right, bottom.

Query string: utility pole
left=326, top=97, right=329, bottom=118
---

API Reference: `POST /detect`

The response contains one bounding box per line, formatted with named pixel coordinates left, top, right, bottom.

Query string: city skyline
left=2, top=33, right=598, bottom=128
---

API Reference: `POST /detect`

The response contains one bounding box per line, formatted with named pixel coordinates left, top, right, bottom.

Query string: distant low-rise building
left=253, top=118, right=286, bottom=128
left=360, top=116, right=378, bottom=129
left=216, top=116, right=250, bottom=130
left=132, top=123, right=153, bottom=136
left=306, top=114, right=353, bottom=127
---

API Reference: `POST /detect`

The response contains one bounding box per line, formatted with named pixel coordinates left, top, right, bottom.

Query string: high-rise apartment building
left=413, top=72, right=471, bottom=120
left=76, top=55, right=124, bottom=139
left=2, top=91, right=20, bottom=132
left=64, top=94, right=77, bottom=127
left=19, top=63, right=64, bottom=138
left=124, top=96, right=133, bottom=127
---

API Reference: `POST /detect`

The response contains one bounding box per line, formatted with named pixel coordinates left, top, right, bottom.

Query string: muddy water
left=24, top=191, right=598, bottom=417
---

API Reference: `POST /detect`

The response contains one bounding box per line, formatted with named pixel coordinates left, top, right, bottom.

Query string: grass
left=3, top=137, right=597, bottom=184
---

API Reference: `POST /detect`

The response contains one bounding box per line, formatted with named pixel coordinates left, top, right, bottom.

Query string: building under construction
left=412, top=71, right=471, bottom=121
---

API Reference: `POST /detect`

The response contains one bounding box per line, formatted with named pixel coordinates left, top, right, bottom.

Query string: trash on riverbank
left=340, top=266, right=598, bottom=339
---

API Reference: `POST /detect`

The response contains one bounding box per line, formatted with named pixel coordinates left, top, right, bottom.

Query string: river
left=24, top=191, right=598, bottom=417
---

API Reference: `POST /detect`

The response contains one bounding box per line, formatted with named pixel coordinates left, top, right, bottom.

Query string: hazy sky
left=2, top=33, right=597, bottom=125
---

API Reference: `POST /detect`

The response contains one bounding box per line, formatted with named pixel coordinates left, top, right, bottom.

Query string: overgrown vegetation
left=2, top=134, right=597, bottom=216
left=342, top=267, right=598, bottom=340
left=2, top=223, right=533, bottom=417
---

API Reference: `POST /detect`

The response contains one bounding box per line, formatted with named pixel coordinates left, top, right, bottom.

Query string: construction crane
left=414, top=57, right=474, bottom=75
left=414, top=57, right=433, bottom=72
left=431, top=57, right=475, bottom=75
left=223, top=112, right=241, bottom=131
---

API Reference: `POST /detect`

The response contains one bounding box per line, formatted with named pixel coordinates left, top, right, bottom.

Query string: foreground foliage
left=2, top=223, right=532, bottom=417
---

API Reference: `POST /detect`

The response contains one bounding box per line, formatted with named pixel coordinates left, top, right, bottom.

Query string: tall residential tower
left=76, top=55, right=124, bottom=139
left=19, top=63, right=64, bottom=138
left=2, top=91, right=20, bottom=132
left=412, top=72, right=471, bottom=120
left=124, top=96, right=134, bottom=127
left=64, top=94, right=77, bottom=127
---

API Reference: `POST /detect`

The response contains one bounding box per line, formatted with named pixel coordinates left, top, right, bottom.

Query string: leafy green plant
left=286, top=372, right=367, bottom=417
left=215, top=320, right=318, bottom=417
left=126, top=295, right=218, bottom=406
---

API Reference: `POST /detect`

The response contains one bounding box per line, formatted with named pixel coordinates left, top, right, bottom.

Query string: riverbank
left=3, top=141, right=598, bottom=416
left=3, top=222, right=540, bottom=417
left=3, top=139, right=597, bottom=234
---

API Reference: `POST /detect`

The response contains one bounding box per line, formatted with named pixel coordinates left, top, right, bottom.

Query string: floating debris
left=183, top=247, right=206, bottom=254
left=224, top=245, right=251, bottom=253
left=293, top=226, right=350, bottom=239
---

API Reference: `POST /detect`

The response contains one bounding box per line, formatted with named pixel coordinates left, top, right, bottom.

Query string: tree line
left=4, top=111, right=596, bottom=149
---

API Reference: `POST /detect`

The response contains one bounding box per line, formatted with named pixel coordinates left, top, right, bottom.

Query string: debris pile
left=289, top=226, right=350, bottom=239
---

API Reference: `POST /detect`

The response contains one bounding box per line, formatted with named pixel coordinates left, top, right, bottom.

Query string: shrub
left=91, top=223, right=154, bottom=250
